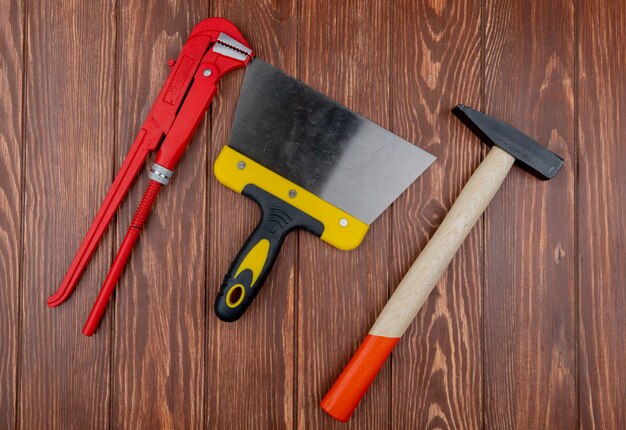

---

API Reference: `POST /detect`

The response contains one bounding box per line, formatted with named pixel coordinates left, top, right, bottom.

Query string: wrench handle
left=82, top=180, right=162, bottom=336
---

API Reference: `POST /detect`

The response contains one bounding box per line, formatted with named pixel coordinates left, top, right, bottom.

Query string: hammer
left=320, top=104, right=564, bottom=421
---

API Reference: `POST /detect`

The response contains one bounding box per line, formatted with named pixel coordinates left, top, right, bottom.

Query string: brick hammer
left=321, top=104, right=564, bottom=421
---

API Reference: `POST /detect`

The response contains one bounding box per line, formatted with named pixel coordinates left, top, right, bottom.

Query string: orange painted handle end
left=320, top=334, right=399, bottom=422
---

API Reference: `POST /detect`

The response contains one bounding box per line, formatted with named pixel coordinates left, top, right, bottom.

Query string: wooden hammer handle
left=321, top=146, right=515, bottom=421
left=370, top=146, right=515, bottom=337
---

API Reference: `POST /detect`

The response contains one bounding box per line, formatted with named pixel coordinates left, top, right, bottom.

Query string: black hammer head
left=452, top=104, right=564, bottom=180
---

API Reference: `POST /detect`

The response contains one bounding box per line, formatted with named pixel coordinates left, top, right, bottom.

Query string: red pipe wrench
left=48, top=18, right=253, bottom=336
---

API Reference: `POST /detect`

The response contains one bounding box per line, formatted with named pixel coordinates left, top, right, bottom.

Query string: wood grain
left=4, top=1, right=626, bottom=428
left=578, top=1, right=626, bottom=428
left=296, top=1, right=394, bottom=428
left=482, top=0, right=577, bottom=428
left=111, top=1, right=208, bottom=429
left=390, top=0, right=483, bottom=428
left=19, top=1, right=116, bottom=428
left=0, top=0, right=23, bottom=428
left=205, top=1, right=298, bottom=429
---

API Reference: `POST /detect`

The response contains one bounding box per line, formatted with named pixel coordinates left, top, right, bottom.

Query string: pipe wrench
left=48, top=18, right=253, bottom=336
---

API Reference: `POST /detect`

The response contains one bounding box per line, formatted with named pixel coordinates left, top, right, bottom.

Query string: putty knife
left=213, top=59, right=436, bottom=321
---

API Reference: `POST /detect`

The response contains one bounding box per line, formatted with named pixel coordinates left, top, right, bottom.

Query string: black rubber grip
left=215, top=184, right=323, bottom=322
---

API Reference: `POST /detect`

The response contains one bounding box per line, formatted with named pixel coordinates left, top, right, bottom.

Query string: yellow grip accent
left=235, top=239, right=270, bottom=287
left=225, top=284, right=245, bottom=308
left=214, top=147, right=370, bottom=250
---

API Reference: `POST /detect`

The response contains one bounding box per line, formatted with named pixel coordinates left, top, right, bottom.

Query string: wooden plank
left=389, top=0, right=482, bottom=428
left=296, top=1, right=393, bottom=428
left=482, top=0, right=576, bottom=428
left=19, top=1, right=116, bottom=428
left=205, top=2, right=298, bottom=429
left=0, top=0, right=23, bottom=428
left=111, top=1, right=208, bottom=429
left=578, top=1, right=626, bottom=428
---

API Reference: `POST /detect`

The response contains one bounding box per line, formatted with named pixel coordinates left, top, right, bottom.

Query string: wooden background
left=1, top=0, right=624, bottom=428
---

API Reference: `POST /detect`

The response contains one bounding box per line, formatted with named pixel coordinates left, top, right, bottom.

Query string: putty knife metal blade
left=228, top=59, right=436, bottom=224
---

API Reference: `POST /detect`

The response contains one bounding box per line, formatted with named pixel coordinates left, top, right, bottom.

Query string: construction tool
left=47, top=18, right=253, bottom=336
left=321, top=104, right=564, bottom=421
left=212, top=59, right=436, bottom=321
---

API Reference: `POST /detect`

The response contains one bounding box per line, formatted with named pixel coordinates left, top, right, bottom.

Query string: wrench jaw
left=153, top=27, right=253, bottom=172
left=149, top=20, right=253, bottom=172
left=48, top=18, right=254, bottom=324
left=214, top=32, right=253, bottom=62
left=202, top=32, right=253, bottom=83
left=188, top=18, right=254, bottom=71
left=150, top=21, right=253, bottom=136
left=189, top=17, right=252, bottom=51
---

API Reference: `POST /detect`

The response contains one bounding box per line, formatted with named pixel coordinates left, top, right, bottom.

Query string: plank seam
left=15, top=0, right=29, bottom=428
left=387, top=1, right=394, bottom=429
left=479, top=0, right=486, bottom=428
left=294, top=4, right=301, bottom=428
left=108, top=1, right=121, bottom=429
left=573, top=0, right=581, bottom=427
left=203, top=2, right=212, bottom=430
